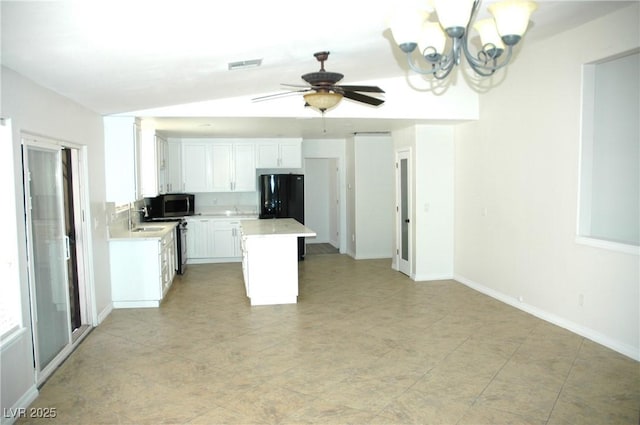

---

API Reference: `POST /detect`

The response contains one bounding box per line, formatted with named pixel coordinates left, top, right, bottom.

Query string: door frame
left=395, top=149, right=412, bottom=276
left=21, top=133, right=94, bottom=384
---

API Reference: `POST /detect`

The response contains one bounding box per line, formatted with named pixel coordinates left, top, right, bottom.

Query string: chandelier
left=389, top=0, right=538, bottom=79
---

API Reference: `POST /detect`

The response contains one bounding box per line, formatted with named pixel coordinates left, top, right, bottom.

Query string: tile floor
left=20, top=255, right=639, bottom=424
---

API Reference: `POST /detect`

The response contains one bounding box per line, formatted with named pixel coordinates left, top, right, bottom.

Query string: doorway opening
left=304, top=158, right=340, bottom=252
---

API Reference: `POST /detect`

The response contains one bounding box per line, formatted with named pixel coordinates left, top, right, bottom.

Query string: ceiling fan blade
left=337, top=85, right=385, bottom=93
left=342, top=90, right=385, bottom=106
left=252, top=90, right=310, bottom=102
left=281, top=83, right=312, bottom=88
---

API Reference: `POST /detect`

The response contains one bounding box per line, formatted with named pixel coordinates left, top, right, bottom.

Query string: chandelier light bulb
left=388, top=0, right=538, bottom=79
left=489, top=0, right=538, bottom=44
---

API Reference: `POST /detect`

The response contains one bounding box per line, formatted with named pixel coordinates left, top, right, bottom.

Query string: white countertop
left=188, top=213, right=258, bottom=219
left=240, top=218, right=316, bottom=238
left=109, top=221, right=178, bottom=240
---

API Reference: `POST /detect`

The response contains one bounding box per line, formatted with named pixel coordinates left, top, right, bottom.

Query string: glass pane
left=401, top=158, right=409, bottom=261
left=27, top=147, right=70, bottom=370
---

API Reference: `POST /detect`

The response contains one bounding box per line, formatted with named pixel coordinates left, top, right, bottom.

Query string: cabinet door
left=255, top=140, right=301, bottom=169
left=211, top=143, right=233, bottom=191
left=279, top=141, right=302, bottom=168
left=160, top=231, right=176, bottom=295
left=182, top=143, right=211, bottom=192
left=212, top=220, right=242, bottom=258
left=104, top=116, right=141, bottom=204
left=233, top=144, right=256, bottom=191
left=186, top=219, right=214, bottom=258
left=166, top=140, right=183, bottom=193
left=256, top=142, right=279, bottom=168
left=212, top=222, right=235, bottom=258
left=156, top=135, right=167, bottom=194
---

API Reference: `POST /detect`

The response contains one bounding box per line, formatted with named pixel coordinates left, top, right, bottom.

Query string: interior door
left=23, top=140, right=71, bottom=374
left=397, top=150, right=411, bottom=276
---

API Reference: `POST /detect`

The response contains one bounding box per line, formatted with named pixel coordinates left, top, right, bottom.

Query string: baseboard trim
left=96, top=302, right=113, bottom=325
left=1, top=385, right=39, bottom=425
left=414, top=273, right=454, bottom=282
left=454, top=274, right=640, bottom=361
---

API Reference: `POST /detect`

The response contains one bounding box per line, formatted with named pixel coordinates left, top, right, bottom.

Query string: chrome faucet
left=137, top=206, right=149, bottom=218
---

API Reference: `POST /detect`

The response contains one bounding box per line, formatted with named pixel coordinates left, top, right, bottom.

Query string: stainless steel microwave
left=148, top=194, right=195, bottom=218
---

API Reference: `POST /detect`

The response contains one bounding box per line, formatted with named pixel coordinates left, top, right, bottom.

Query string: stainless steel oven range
left=176, top=219, right=187, bottom=275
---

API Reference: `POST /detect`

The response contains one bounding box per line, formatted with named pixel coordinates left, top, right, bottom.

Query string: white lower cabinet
left=187, top=217, right=255, bottom=263
left=213, top=220, right=241, bottom=258
left=110, top=230, right=176, bottom=308
left=186, top=218, right=214, bottom=259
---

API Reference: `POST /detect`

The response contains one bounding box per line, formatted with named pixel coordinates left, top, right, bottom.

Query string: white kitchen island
left=240, top=218, right=316, bottom=306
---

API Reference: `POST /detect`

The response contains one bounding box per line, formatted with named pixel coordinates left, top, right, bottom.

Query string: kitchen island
left=240, top=218, right=316, bottom=306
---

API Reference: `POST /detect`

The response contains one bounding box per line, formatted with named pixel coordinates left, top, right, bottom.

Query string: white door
left=396, top=150, right=411, bottom=276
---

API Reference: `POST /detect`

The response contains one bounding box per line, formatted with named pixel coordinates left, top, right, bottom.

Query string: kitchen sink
left=132, top=226, right=164, bottom=232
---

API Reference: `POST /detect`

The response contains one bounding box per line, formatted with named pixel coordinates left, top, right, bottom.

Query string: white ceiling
left=1, top=0, right=634, bottom=138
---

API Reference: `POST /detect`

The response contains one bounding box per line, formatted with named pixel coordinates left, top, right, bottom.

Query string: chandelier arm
left=405, top=52, right=438, bottom=75
left=405, top=49, right=455, bottom=77
left=463, top=42, right=514, bottom=76
left=433, top=57, right=456, bottom=80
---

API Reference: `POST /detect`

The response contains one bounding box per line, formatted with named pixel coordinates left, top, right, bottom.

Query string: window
left=578, top=50, right=640, bottom=252
left=0, top=118, right=23, bottom=342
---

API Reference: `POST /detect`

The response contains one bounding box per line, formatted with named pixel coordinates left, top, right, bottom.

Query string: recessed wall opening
left=578, top=49, right=640, bottom=252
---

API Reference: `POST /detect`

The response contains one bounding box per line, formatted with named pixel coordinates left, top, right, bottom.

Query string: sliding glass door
left=23, top=141, right=71, bottom=372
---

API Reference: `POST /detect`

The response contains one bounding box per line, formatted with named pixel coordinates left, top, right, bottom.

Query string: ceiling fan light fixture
left=303, top=92, right=343, bottom=111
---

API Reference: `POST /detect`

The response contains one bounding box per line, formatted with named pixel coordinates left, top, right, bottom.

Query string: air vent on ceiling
left=228, top=59, right=262, bottom=70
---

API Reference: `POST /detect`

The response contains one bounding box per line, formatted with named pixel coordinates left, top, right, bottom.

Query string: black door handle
left=404, top=219, right=410, bottom=223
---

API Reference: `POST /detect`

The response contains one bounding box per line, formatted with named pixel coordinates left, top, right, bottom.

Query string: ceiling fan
left=253, top=51, right=385, bottom=112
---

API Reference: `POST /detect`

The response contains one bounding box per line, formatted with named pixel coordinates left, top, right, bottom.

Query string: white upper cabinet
left=256, top=138, right=302, bottom=169
left=166, top=139, right=183, bottom=193
left=182, top=142, right=212, bottom=193
left=139, top=128, right=168, bottom=197
left=232, top=143, right=256, bottom=191
left=104, top=116, right=141, bottom=204
left=183, top=140, right=256, bottom=193
left=211, top=143, right=233, bottom=192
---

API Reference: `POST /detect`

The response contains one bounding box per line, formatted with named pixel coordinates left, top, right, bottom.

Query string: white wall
left=414, top=126, right=455, bottom=280
left=353, top=134, right=394, bottom=259
left=392, top=125, right=455, bottom=280
left=1, top=67, right=111, bottom=416
left=453, top=4, right=640, bottom=359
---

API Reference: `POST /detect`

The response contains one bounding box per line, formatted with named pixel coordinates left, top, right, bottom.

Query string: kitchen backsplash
left=106, top=193, right=259, bottom=237
left=195, top=192, right=258, bottom=210
left=107, top=200, right=146, bottom=236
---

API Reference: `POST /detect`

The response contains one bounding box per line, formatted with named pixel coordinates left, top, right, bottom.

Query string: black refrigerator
left=259, top=174, right=305, bottom=260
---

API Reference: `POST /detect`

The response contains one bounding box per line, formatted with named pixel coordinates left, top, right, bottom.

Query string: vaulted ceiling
left=1, top=1, right=633, bottom=138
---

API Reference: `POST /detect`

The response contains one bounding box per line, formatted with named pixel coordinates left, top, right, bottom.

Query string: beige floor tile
left=475, top=379, right=561, bottom=421
left=547, top=390, right=639, bottom=425
left=378, top=388, right=473, bottom=424
left=16, top=256, right=639, bottom=425
left=459, top=405, right=547, bottom=425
